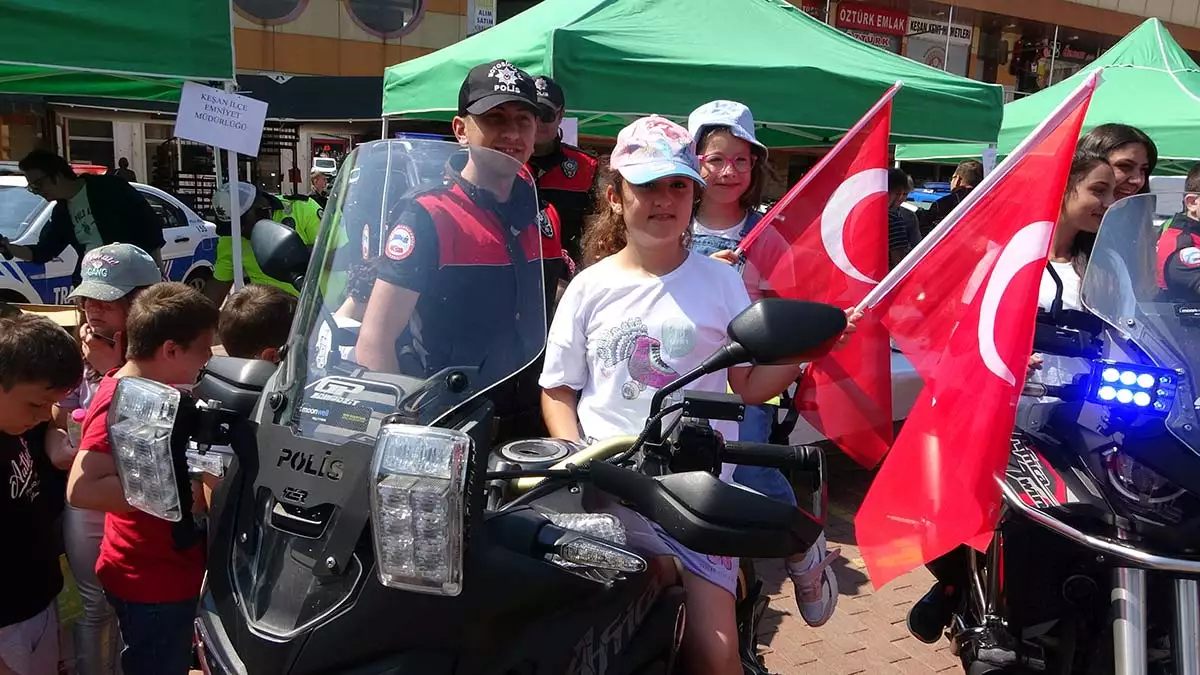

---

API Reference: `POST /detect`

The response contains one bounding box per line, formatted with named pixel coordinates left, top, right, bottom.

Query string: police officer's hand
left=80, top=323, right=125, bottom=373
left=0, top=236, right=11, bottom=260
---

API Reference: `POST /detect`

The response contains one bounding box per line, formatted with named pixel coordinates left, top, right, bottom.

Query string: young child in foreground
left=0, top=314, right=83, bottom=675
left=67, top=282, right=219, bottom=675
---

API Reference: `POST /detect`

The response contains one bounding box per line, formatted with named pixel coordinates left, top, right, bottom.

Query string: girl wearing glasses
left=686, top=100, right=840, bottom=628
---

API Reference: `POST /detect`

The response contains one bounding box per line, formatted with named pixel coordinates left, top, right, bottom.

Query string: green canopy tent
left=382, top=0, right=1004, bottom=147
left=896, top=18, right=1200, bottom=174
left=0, top=1, right=235, bottom=102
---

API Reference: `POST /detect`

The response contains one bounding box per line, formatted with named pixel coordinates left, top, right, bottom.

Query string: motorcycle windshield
left=1081, top=193, right=1200, bottom=452
left=231, top=139, right=548, bottom=638
left=276, top=138, right=548, bottom=444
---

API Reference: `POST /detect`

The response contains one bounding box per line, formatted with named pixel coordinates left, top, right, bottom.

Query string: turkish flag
left=741, top=87, right=895, bottom=468
left=854, top=74, right=1097, bottom=588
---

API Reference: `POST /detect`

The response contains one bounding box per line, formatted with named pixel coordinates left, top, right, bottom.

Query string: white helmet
left=211, top=181, right=258, bottom=222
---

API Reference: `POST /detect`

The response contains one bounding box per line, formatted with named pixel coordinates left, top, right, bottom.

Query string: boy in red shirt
left=67, top=282, right=219, bottom=675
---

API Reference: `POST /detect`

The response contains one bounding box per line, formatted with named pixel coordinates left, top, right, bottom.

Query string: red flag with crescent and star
left=853, top=72, right=1099, bottom=588
left=738, top=84, right=897, bottom=469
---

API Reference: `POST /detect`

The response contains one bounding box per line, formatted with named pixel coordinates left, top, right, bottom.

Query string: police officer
left=355, top=60, right=565, bottom=381
left=1158, top=207, right=1200, bottom=299
left=309, top=168, right=332, bottom=208
left=204, top=182, right=321, bottom=304
left=529, top=75, right=597, bottom=266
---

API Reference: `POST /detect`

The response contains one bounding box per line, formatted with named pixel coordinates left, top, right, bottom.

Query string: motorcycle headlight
left=107, top=377, right=184, bottom=522
left=368, top=424, right=470, bottom=596
left=1088, top=360, right=1177, bottom=415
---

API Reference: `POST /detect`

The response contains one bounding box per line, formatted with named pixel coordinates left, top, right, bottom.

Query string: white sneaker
left=787, top=533, right=840, bottom=627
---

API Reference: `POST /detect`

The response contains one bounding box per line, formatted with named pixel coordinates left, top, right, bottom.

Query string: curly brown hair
left=580, top=162, right=629, bottom=266
left=580, top=161, right=703, bottom=266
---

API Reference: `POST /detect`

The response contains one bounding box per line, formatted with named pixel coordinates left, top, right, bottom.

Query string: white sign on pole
left=560, top=117, right=579, bottom=146
left=174, top=82, right=268, bottom=157
left=466, top=0, right=496, bottom=34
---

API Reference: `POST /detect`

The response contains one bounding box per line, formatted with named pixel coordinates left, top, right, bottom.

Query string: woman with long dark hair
left=1076, top=123, right=1157, bottom=199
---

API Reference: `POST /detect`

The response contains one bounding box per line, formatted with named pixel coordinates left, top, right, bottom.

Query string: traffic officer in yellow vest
left=203, top=181, right=322, bottom=305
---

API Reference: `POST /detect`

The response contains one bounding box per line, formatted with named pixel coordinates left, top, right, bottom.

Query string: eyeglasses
left=698, top=153, right=756, bottom=174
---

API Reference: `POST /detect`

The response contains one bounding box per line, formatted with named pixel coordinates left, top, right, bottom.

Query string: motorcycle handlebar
left=722, top=442, right=822, bottom=472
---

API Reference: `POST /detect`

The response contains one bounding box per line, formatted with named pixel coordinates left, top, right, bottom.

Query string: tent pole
left=1049, top=25, right=1060, bottom=86
left=382, top=117, right=389, bottom=140
left=943, top=6, right=954, bottom=71
left=824, top=0, right=831, bottom=23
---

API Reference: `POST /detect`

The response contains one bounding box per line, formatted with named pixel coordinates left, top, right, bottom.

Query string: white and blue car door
left=139, top=187, right=215, bottom=284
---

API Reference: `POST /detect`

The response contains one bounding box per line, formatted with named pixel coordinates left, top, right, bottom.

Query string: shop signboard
left=835, top=1, right=905, bottom=52
left=835, top=2, right=907, bottom=36
left=846, top=29, right=902, bottom=52
left=797, top=0, right=824, bottom=20
left=908, top=16, right=973, bottom=46
left=467, top=0, right=496, bottom=33
left=906, top=15, right=973, bottom=75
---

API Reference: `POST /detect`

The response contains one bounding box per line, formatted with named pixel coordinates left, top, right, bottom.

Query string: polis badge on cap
left=386, top=224, right=415, bottom=261
left=489, top=61, right=523, bottom=95
left=561, top=157, right=578, bottom=179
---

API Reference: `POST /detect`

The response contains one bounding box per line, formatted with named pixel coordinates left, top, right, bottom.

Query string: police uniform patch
left=362, top=223, right=371, bottom=260
left=281, top=217, right=297, bottom=229
left=317, top=206, right=324, bottom=220
left=1180, top=247, right=1200, bottom=268
left=561, top=157, right=578, bottom=179
left=385, top=224, right=415, bottom=261
left=537, top=210, right=554, bottom=238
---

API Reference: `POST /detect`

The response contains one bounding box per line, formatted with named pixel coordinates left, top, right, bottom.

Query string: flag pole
left=736, top=80, right=904, bottom=254
left=856, top=69, right=1103, bottom=312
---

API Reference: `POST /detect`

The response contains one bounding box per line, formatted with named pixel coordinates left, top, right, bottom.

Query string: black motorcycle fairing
left=589, top=461, right=821, bottom=559
left=201, top=501, right=684, bottom=675
left=197, top=357, right=278, bottom=418
left=202, top=395, right=685, bottom=675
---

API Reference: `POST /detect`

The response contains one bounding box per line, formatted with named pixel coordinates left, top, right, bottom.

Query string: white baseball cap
left=211, top=181, right=258, bottom=222
left=687, top=100, right=767, bottom=156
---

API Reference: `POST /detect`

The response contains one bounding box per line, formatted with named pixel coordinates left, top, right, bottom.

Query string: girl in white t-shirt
left=539, top=116, right=847, bottom=675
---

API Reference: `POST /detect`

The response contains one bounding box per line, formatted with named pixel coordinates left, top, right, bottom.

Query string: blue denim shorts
left=733, top=404, right=798, bottom=507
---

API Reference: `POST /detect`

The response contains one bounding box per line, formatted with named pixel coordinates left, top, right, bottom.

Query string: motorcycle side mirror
left=589, top=461, right=823, bottom=558
left=250, top=219, right=309, bottom=288
left=693, top=299, right=848, bottom=376
left=645, top=299, right=848, bottom=442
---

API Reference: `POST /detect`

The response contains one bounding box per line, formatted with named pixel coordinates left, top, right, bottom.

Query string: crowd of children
left=0, top=243, right=297, bottom=675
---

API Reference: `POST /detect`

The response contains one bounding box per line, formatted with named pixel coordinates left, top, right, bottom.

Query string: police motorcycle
left=101, top=139, right=846, bottom=674
left=925, top=194, right=1200, bottom=675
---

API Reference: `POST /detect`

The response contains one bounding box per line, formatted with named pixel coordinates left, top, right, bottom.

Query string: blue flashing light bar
left=1088, top=360, right=1177, bottom=415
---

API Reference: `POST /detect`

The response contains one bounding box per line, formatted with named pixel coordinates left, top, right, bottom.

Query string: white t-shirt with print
left=540, top=251, right=752, bottom=479
left=1038, top=261, right=1081, bottom=311
left=68, top=184, right=103, bottom=253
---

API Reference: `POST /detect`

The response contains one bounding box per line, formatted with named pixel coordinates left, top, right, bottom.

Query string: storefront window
left=65, top=119, right=114, bottom=169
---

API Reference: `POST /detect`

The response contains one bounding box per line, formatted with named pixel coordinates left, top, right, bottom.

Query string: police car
left=0, top=175, right=218, bottom=304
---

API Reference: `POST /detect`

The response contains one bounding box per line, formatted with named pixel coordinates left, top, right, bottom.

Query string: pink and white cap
left=610, top=115, right=706, bottom=187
